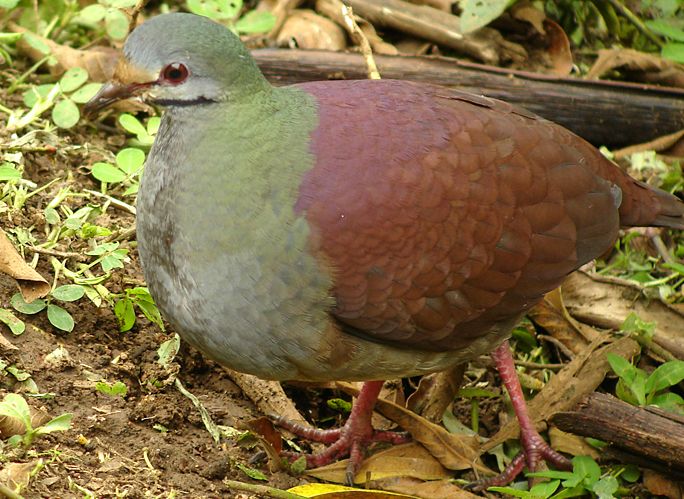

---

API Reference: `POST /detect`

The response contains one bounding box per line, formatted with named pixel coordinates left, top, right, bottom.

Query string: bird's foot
left=468, top=430, right=571, bottom=491
left=275, top=414, right=410, bottom=484
left=467, top=340, right=571, bottom=491
left=272, top=380, right=410, bottom=485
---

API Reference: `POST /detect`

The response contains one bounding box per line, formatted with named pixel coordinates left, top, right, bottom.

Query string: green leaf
left=0, top=164, right=22, bottom=181
left=107, top=0, right=139, bottom=7
left=92, top=162, right=126, bottom=183
left=570, top=455, right=600, bottom=486
left=459, top=0, right=509, bottom=34
left=10, top=293, right=47, bottom=314
left=0, top=393, right=32, bottom=429
left=22, top=32, right=51, bottom=55
left=649, top=392, right=684, bottom=413
left=236, top=463, right=268, bottom=481
left=592, top=475, right=618, bottom=499
left=115, top=148, right=145, bottom=174
left=606, top=353, right=637, bottom=383
left=645, top=360, right=684, bottom=394
left=486, top=487, right=532, bottom=498
left=0, top=308, right=25, bottom=335
left=118, top=113, right=147, bottom=135
left=327, top=398, right=352, bottom=413
left=47, top=304, right=74, bottom=332
left=529, top=480, right=560, bottom=497
left=36, top=413, right=73, bottom=434
left=23, top=84, right=56, bottom=108
left=135, top=299, right=164, bottom=329
left=645, top=20, right=684, bottom=42
left=44, top=207, right=60, bottom=225
left=95, top=380, right=128, bottom=397
left=114, top=298, right=136, bottom=332
left=146, top=117, right=161, bottom=135
left=187, top=0, right=242, bottom=20
left=101, top=253, right=125, bottom=272
left=52, top=98, right=80, bottom=129
left=52, top=284, right=86, bottom=302
left=157, top=334, right=181, bottom=367
left=76, top=4, right=107, bottom=23
left=71, top=83, right=102, bottom=104
left=662, top=42, right=684, bottom=63
left=0, top=0, right=20, bottom=8
left=59, top=67, right=89, bottom=93
left=234, top=10, right=276, bottom=34
left=105, top=8, right=130, bottom=40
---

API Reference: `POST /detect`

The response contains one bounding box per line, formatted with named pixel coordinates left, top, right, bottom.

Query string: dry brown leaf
left=543, top=19, right=573, bottom=76
left=0, top=461, right=38, bottom=491
left=406, top=364, right=465, bottom=423
left=511, top=2, right=546, bottom=34
left=548, top=427, right=599, bottom=459
left=307, top=442, right=452, bottom=484
left=613, top=129, right=684, bottom=160
left=336, top=382, right=492, bottom=475
left=587, top=48, right=684, bottom=88
left=277, top=9, right=346, bottom=51
left=11, top=23, right=119, bottom=81
left=481, top=335, right=640, bottom=451
left=368, top=476, right=480, bottom=499
left=0, top=405, right=50, bottom=438
left=225, top=370, right=308, bottom=428
left=643, top=469, right=684, bottom=499
left=0, top=229, right=49, bottom=303
left=562, top=271, right=684, bottom=360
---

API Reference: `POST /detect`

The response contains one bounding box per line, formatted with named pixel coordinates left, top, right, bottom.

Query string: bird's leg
left=274, top=380, right=410, bottom=485
left=471, top=340, right=571, bottom=490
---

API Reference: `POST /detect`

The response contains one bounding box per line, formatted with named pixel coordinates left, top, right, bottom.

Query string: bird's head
left=85, top=13, right=268, bottom=115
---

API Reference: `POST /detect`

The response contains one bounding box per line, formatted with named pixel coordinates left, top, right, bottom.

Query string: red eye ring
left=161, top=63, right=189, bottom=85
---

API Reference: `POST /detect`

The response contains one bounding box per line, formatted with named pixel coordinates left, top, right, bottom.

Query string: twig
left=223, top=479, right=307, bottom=498
left=538, top=334, right=576, bottom=359
left=605, top=0, right=663, bottom=48
left=514, top=360, right=564, bottom=371
left=26, top=245, right=87, bottom=262
left=85, top=189, right=137, bottom=215
left=0, top=483, right=25, bottom=499
left=339, top=3, right=380, bottom=79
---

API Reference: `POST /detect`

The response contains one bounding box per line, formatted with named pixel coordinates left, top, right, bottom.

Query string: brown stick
left=344, top=0, right=526, bottom=65
left=253, top=49, right=684, bottom=148
left=552, top=392, right=684, bottom=476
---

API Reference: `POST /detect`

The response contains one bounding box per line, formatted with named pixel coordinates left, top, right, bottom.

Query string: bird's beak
left=83, top=82, right=139, bottom=117
left=84, top=58, right=157, bottom=117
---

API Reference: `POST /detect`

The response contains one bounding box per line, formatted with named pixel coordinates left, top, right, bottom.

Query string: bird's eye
left=161, top=63, right=189, bottom=84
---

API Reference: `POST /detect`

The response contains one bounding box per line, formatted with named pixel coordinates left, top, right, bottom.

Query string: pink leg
left=273, top=380, right=410, bottom=485
left=471, top=340, right=571, bottom=490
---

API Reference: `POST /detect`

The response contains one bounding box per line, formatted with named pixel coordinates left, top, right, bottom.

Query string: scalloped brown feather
left=295, top=80, right=683, bottom=352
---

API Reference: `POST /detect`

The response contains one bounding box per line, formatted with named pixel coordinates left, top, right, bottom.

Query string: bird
left=85, top=12, right=684, bottom=489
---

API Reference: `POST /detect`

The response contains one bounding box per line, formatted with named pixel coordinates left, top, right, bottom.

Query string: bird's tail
left=616, top=175, right=684, bottom=229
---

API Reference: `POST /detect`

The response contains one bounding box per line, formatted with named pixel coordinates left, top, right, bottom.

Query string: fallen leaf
left=587, top=48, right=684, bottom=88
left=11, top=23, right=119, bottom=81
left=406, top=364, right=465, bottom=423
left=277, top=9, right=346, bottom=51
left=613, top=129, right=684, bottom=160
left=307, top=442, right=451, bottom=484
left=562, top=271, right=684, bottom=360
left=290, top=481, right=419, bottom=497
left=336, top=382, right=491, bottom=475
left=643, top=469, right=684, bottom=499
left=0, top=229, right=49, bottom=303
left=543, top=18, right=573, bottom=76
left=368, top=476, right=481, bottom=499
left=548, top=426, right=599, bottom=459
left=0, top=460, right=39, bottom=490
left=481, top=335, right=640, bottom=451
